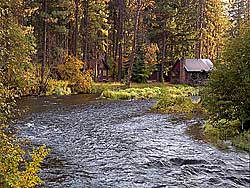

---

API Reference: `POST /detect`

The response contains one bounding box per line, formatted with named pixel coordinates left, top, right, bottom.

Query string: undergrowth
left=203, top=119, right=250, bottom=151
left=232, top=131, right=250, bottom=152
left=152, top=85, right=202, bottom=114
left=101, top=87, right=162, bottom=100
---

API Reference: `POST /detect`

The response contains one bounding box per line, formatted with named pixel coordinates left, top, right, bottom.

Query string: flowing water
left=17, top=95, right=250, bottom=188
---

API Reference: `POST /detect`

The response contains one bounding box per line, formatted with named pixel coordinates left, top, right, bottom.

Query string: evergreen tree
left=203, top=24, right=250, bottom=122
left=229, top=0, right=250, bottom=36
left=199, top=0, right=229, bottom=61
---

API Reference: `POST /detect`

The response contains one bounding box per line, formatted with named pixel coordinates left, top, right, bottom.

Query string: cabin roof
left=184, top=59, right=213, bottom=72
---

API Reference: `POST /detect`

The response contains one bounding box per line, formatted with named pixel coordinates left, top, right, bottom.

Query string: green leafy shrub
left=58, top=56, right=93, bottom=93
left=201, top=25, right=250, bottom=151
left=132, top=44, right=159, bottom=83
left=152, top=86, right=202, bottom=113
left=153, top=95, right=201, bottom=113
left=0, top=2, right=49, bottom=186
left=0, top=7, right=39, bottom=96
left=203, top=119, right=241, bottom=141
left=232, top=131, right=250, bottom=152
left=202, top=26, right=250, bottom=122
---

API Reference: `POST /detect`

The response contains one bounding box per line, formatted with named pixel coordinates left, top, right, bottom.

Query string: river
left=17, top=94, right=250, bottom=188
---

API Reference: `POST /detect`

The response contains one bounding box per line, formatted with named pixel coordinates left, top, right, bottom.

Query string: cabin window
left=191, top=73, right=197, bottom=80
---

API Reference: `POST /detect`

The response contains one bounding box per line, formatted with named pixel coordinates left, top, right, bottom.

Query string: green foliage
left=101, top=84, right=203, bottom=115
left=101, top=84, right=202, bottom=113
left=152, top=86, right=202, bottom=114
left=232, top=131, right=250, bottom=152
left=101, top=87, right=162, bottom=100
left=202, top=26, right=250, bottom=122
left=229, top=0, right=250, bottom=36
left=153, top=95, right=198, bottom=113
left=16, top=64, right=41, bottom=96
left=0, top=2, right=49, bottom=182
left=0, top=142, right=49, bottom=188
left=148, top=0, right=198, bottom=61
left=89, top=82, right=125, bottom=94
left=57, top=56, right=93, bottom=93
left=132, top=57, right=149, bottom=83
left=132, top=44, right=158, bottom=83
left=201, top=26, right=250, bottom=151
left=203, top=119, right=241, bottom=141
left=88, top=0, right=110, bottom=52
left=0, top=2, right=36, bottom=93
left=200, top=0, right=229, bottom=61
left=0, top=82, right=17, bottom=126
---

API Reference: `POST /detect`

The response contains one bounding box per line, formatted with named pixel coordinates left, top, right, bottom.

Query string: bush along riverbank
left=203, top=119, right=250, bottom=152
left=0, top=82, right=49, bottom=187
left=152, top=85, right=203, bottom=114
left=201, top=26, right=250, bottom=152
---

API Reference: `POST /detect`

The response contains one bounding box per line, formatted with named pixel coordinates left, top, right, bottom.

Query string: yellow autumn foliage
left=0, top=82, right=49, bottom=188
left=58, top=56, right=93, bottom=93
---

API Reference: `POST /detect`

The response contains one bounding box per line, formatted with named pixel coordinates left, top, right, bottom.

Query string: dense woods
left=1, top=0, right=249, bottom=91
left=1, top=0, right=250, bottom=187
left=1, top=0, right=243, bottom=93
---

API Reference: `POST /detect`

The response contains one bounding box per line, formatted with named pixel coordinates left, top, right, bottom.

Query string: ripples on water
left=18, top=95, right=250, bottom=188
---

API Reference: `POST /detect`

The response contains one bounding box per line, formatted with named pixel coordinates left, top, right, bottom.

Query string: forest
left=0, top=0, right=238, bottom=93
left=0, top=0, right=250, bottom=187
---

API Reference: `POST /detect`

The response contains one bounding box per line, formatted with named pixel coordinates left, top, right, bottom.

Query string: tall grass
left=101, top=87, right=162, bottom=100
left=152, top=85, right=202, bottom=113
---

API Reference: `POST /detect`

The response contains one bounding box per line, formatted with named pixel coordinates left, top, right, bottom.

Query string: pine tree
left=198, top=0, right=229, bottom=61
left=229, top=0, right=250, bottom=36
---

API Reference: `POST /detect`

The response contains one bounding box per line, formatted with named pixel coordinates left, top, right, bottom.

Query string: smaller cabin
left=97, top=58, right=109, bottom=82
left=87, top=54, right=109, bottom=82
left=170, top=59, right=213, bottom=85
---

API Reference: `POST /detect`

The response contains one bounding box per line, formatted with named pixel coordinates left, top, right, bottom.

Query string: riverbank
left=96, top=83, right=249, bottom=152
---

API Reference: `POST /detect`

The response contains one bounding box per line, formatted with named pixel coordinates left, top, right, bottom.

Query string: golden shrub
left=57, top=56, right=93, bottom=93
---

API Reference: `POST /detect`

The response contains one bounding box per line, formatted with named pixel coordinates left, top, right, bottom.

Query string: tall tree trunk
left=196, top=0, right=204, bottom=59
left=41, top=0, right=47, bottom=93
left=65, top=32, right=69, bottom=55
left=82, top=0, right=89, bottom=63
left=117, top=3, right=124, bottom=82
left=160, top=31, right=166, bottom=83
left=74, top=0, right=79, bottom=57
left=113, top=7, right=119, bottom=80
left=68, top=22, right=74, bottom=55
left=127, top=0, right=142, bottom=87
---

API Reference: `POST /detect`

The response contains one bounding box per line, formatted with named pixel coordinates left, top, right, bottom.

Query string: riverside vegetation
left=0, top=79, right=49, bottom=187
left=202, top=25, right=250, bottom=152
